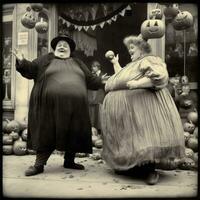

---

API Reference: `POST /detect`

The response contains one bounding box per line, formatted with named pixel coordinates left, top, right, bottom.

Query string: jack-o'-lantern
left=172, top=11, right=194, bottom=30
left=164, top=4, right=179, bottom=19
left=149, top=8, right=163, bottom=20
left=181, top=75, right=189, bottom=85
left=183, top=122, right=195, bottom=133
left=141, top=19, right=165, bottom=39
left=21, top=7, right=36, bottom=29
left=31, top=3, right=43, bottom=12
left=35, top=18, right=49, bottom=34
left=13, top=138, right=27, bottom=155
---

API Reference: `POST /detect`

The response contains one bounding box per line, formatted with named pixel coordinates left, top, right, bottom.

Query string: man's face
left=54, top=40, right=71, bottom=58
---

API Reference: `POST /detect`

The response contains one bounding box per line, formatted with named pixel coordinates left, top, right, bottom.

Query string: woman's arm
left=110, top=54, right=122, bottom=73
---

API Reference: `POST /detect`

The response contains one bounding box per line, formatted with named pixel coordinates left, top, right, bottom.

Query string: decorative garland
left=59, top=4, right=132, bottom=31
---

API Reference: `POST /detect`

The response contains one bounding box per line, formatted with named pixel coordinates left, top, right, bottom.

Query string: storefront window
left=2, top=5, right=15, bottom=112
left=3, top=22, right=12, bottom=101
left=165, top=4, right=198, bottom=83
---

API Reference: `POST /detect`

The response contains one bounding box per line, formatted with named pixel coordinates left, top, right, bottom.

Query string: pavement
left=2, top=154, right=198, bottom=199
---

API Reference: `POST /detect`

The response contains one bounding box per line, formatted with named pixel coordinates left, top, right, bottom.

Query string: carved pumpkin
left=30, top=3, right=43, bottom=12
left=21, top=7, right=36, bottom=29
left=185, top=148, right=194, bottom=159
left=183, top=122, right=195, bottom=133
left=3, top=134, right=13, bottom=145
left=164, top=4, right=179, bottom=19
left=172, top=11, right=194, bottom=30
left=179, top=98, right=193, bottom=109
left=5, top=119, right=21, bottom=133
left=156, top=158, right=180, bottom=170
left=193, top=127, right=198, bottom=138
left=13, top=138, right=27, bottom=155
left=3, top=145, right=13, bottom=155
left=187, top=137, right=198, bottom=152
left=9, top=131, right=20, bottom=141
left=181, top=75, right=189, bottom=85
left=187, top=110, right=198, bottom=124
left=184, top=131, right=191, bottom=143
left=105, top=50, right=115, bottom=60
left=21, top=129, right=28, bottom=141
left=149, top=8, right=163, bottom=20
left=35, top=18, right=49, bottom=34
left=141, top=19, right=165, bottom=39
left=178, top=157, right=195, bottom=170
left=181, top=84, right=190, bottom=96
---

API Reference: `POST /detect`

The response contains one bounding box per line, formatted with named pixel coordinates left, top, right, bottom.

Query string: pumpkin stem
left=26, top=6, right=31, bottom=12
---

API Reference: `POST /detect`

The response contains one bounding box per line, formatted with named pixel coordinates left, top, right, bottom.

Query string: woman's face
left=128, top=43, right=141, bottom=61
left=54, top=40, right=71, bottom=58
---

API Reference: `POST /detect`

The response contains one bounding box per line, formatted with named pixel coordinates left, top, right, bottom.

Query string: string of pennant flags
left=59, top=5, right=132, bottom=31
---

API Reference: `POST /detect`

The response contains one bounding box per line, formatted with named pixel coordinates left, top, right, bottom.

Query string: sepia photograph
left=2, top=1, right=198, bottom=199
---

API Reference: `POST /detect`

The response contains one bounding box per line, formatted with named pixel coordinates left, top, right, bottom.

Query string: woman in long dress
left=101, top=35, right=185, bottom=185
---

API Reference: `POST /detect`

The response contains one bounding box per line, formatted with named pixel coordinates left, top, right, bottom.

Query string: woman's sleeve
left=16, top=58, right=39, bottom=80
left=74, top=58, right=104, bottom=90
left=139, top=56, right=169, bottom=90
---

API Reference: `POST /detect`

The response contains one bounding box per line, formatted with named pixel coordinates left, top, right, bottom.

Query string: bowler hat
left=51, top=34, right=76, bottom=52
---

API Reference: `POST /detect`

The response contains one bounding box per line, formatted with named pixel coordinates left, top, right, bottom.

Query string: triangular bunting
left=100, top=22, right=105, bottom=28
left=126, top=5, right=132, bottom=10
left=112, top=15, right=117, bottom=21
left=83, top=26, right=89, bottom=31
left=74, top=25, right=78, bottom=30
left=119, top=9, right=126, bottom=16
left=78, top=26, right=83, bottom=31
left=107, top=19, right=112, bottom=25
left=91, top=25, right=96, bottom=30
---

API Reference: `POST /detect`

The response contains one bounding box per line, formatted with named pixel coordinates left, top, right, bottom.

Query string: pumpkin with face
left=35, top=18, right=49, bottom=34
left=141, top=19, right=165, bottom=39
left=21, top=7, right=36, bottom=29
left=149, top=8, right=163, bottom=20
left=164, top=4, right=179, bottom=19
left=13, top=138, right=27, bottom=155
left=172, top=11, right=193, bottom=30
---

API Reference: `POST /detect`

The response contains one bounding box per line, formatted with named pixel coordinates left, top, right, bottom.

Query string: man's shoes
left=25, top=165, right=44, bottom=176
left=63, top=161, right=85, bottom=170
left=145, top=171, right=159, bottom=185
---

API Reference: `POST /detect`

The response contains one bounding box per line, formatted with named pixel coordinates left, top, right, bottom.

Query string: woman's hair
left=123, top=35, right=152, bottom=54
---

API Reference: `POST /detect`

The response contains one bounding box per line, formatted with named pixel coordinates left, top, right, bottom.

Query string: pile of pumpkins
left=90, top=127, right=103, bottom=160
left=157, top=76, right=198, bottom=171
left=2, top=117, right=36, bottom=156
left=21, top=3, right=49, bottom=34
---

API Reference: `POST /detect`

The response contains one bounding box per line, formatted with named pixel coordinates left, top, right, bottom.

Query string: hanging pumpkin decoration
left=149, top=8, right=163, bottom=20
left=172, top=11, right=194, bottom=30
left=30, top=3, right=44, bottom=12
left=181, top=75, right=189, bottom=85
left=163, top=3, right=179, bottom=19
left=35, top=17, right=49, bottom=34
left=13, top=137, right=27, bottom=155
left=21, top=7, right=37, bottom=29
left=141, top=19, right=165, bottom=39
